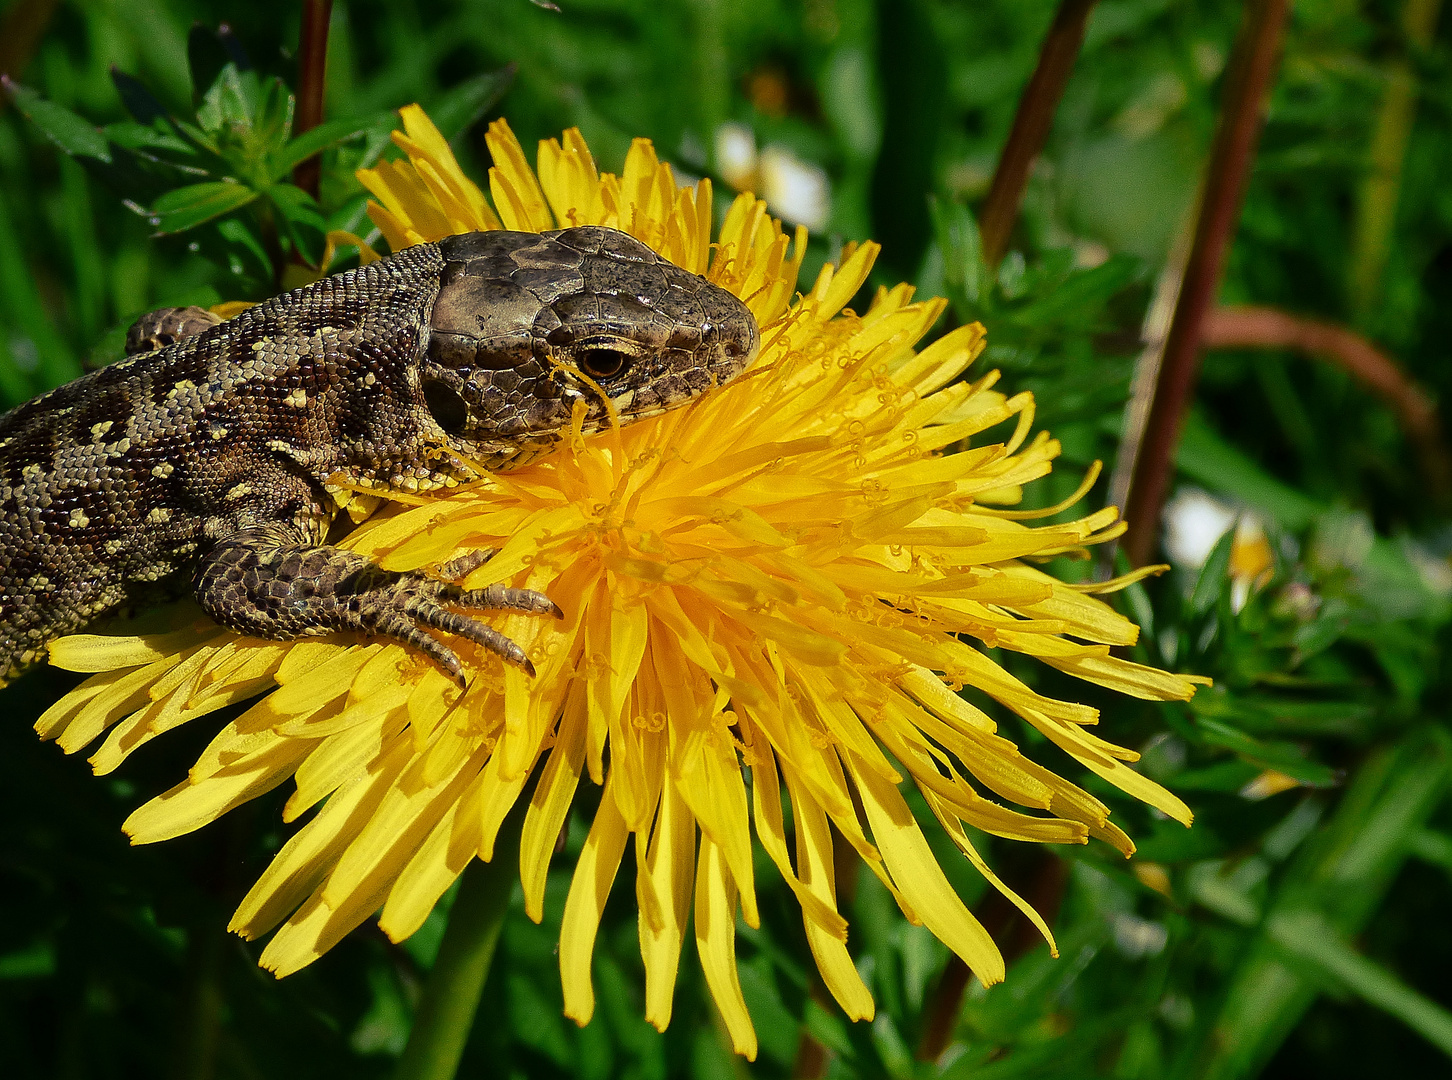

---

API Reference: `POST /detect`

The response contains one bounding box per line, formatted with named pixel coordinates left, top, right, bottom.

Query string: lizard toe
left=398, top=595, right=537, bottom=675
left=367, top=608, right=467, bottom=687
left=446, top=582, right=563, bottom=620
left=433, top=548, right=499, bottom=581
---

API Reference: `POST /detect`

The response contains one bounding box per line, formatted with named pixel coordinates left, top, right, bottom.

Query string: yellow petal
left=379, top=771, right=488, bottom=943
left=519, top=682, right=587, bottom=922
left=639, top=780, right=696, bottom=1030
left=232, top=735, right=413, bottom=938
left=785, top=766, right=874, bottom=1021
left=560, top=777, right=629, bottom=1025
left=125, top=734, right=315, bottom=844
left=849, top=755, right=1005, bottom=987
left=486, top=118, right=555, bottom=232
left=693, top=834, right=758, bottom=1060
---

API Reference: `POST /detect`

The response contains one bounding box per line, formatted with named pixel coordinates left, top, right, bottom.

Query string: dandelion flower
left=37, top=107, right=1205, bottom=1058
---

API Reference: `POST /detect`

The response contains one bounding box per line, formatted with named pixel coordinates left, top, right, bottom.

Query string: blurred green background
left=3, top=0, right=1452, bottom=1077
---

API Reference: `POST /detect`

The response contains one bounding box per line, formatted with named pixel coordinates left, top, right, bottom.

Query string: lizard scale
left=0, top=225, right=758, bottom=686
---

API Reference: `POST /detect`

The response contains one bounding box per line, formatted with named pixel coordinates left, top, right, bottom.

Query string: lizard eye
left=422, top=378, right=469, bottom=435
left=577, top=347, right=632, bottom=381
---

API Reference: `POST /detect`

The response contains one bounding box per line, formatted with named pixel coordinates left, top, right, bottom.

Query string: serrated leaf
left=3, top=78, right=111, bottom=162
left=145, top=181, right=258, bottom=233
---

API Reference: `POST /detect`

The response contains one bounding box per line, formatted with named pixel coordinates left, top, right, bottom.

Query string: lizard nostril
left=422, top=378, right=470, bottom=435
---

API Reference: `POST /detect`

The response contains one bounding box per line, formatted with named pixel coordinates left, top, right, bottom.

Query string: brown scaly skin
left=0, top=226, right=758, bottom=686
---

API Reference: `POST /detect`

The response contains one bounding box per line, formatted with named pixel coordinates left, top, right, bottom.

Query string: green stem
left=1347, top=0, right=1442, bottom=321
left=393, top=826, right=521, bottom=1080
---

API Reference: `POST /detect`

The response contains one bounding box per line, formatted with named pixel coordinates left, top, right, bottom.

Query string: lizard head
left=419, top=225, right=759, bottom=470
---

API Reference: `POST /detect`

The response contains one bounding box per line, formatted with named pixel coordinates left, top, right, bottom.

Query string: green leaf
left=103, top=121, right=194, bottom=155
left=145, top=181, right=258, bottom=233
left=267, top=116, right=379, bottom=182
left=428, top=65, right=518, bottom=141
left=251, top=76, right=295, bottom=151
left=1008, top=255, right=1140, bottom=329
left=928, top=195, right=986, bottom=307
left=1188, top=527, right=1236, bottom=618
left=1268, top=909, right=1452, bottom=1058
left=266, top=183, right=326, bottom=265
left=214, top=217, right=273, bottom=283
left=2, top=78, right=111, bottom=162
left=1176, top=409, right=1322, bottom=531
left=1192, top=717, right=1337, bottom=787
left=1408, top=828, right=1452, bottom=875
left=109, top=66, right=170, bottom=125
left=1195, top=729, right=1452, bottom=1078
left=1168, top=758, right=1262, bottom=793
left=196, top=63, right=259, bottom=135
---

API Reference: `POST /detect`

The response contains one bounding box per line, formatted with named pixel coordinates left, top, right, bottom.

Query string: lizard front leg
left=194, top=522, right=561, bottom=686
left=125, top=306, right=224, bottom=355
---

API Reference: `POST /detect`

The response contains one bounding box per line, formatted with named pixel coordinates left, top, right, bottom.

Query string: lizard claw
left=374, top=594, right=539, bottom=687
left=372, top=568, right=560, bottom=683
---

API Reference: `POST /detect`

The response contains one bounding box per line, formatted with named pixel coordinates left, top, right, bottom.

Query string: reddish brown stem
left=291, top=0, right=333, bottom=199
left=979, top=0, right=1098, bottom=268
left=916, top=854, right=1070, bottom=1064
left=1201, top=305, right=1452, bottom=498
left=791, top=981, right=832, bottom=1079
left=0, top=0, right=59, bottom=84
left=1121, top=0, right=1289, bottom=567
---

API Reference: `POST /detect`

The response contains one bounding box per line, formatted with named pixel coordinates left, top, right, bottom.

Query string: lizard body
left=0, top=225, right=757, bottom=685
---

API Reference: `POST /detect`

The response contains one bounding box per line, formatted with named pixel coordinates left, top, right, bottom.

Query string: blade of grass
left=1347, top=0, right=1442, bottom=321
left=58, top=155, right=106, bottom=345
left=0, top=187, right=80, bottom=393
left=1267, top=910, right=1452, bottom=1058
left=392, top=821, right=521, bottom=1080
left=1180, top=727, right=1451, bottom=1080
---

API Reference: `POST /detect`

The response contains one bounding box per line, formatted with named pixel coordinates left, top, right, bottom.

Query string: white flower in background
left=758, top=145, right=830, bottom=230
left=714, top=122, right=758, bottom=191
left=1162, top=488, right=1272, bottom=611
left=713, top=123, right=830, bottom=231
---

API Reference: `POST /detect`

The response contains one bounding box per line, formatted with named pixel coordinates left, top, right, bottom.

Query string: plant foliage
left=1, top=3, right=1450, bottom=1078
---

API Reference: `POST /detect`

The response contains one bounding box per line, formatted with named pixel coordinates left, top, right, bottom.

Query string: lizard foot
left=351, top=570, right=564, bottom=686
left=197, top=531, right=562, bottom=687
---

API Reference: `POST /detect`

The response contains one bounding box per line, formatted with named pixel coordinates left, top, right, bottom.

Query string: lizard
left=0, top=225, right=758, bottom=688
